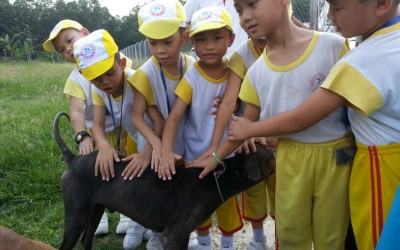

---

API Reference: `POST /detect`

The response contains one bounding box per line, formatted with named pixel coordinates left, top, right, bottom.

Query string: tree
left=0, top=33, right=21, bottom=58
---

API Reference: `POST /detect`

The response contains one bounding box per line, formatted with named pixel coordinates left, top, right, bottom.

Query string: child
left=73, top=29, right=155, bottom=249
left=159, top=6, right=242, bottom=250
left=42, top=20, right=132, bottom=236
left=187, top=0, right=353, bottom=249
left=124, top=0, right=195, bottom=179
left=193, top=3, right=305, bottom=249
left=123, top=1, right=197, bottom=249
left=228, top=0, right=400, bottom=249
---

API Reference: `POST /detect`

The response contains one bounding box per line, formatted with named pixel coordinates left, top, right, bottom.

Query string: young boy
left=228, top=1, right=400, bottom=249
left=194, top=3, right=306, bottom=249
left=187, top=0, right=353, bottom=249
left=124, top=0, right=195, bottom=179
left=123, top=1, right=197, bottom=249
left=158, top=6, right=242, bottom=250
left=42, top=20, right=133, bottom=236
left=73, top=29, right=154, bottom=249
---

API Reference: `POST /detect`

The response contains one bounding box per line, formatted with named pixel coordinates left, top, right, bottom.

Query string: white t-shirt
left=322, top=23, right=400, bottom=145
left=240, top=32, right=350, bottom=143
left=175, top=61, right=233, bottom=162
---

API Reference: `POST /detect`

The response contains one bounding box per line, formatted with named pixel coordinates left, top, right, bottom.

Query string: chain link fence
left=121, top=0, right=332, bottom=64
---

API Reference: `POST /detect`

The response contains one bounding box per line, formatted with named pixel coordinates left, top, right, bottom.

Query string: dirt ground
left=210, top=215, right=276, bottom=250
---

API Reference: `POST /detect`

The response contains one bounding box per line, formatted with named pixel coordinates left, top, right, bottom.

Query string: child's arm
left=186, top=102, right=261, bottom=179
left=69, top=97, right=94, bottom=155
left=121, top=91, right=163, bottom=179
left=147, top=105, right=165, bottom=169
left=197, top=70, right=242, bottom=160
left=159, top=98, right=187, bottom=181
left=229, top=88, right=346, bottom=141
left=92, top=105, right=119, bottom=181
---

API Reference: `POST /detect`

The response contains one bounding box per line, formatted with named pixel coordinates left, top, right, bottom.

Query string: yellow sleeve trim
left=91, top=89, right=105, bottom=106
left=321, top=62, right=383, bottom=115
left=228, top=52, right=247, bottom=80
left=63, top=79, right=86, bottom=100
left=128, top=69, right=155, bottom=105
left=174, top=78, right=193, bottom=105
left=238, top=75, right=260, bottom=107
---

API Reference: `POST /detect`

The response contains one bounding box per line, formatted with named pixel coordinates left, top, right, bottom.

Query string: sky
left=98, top=0, right=153, bottom=17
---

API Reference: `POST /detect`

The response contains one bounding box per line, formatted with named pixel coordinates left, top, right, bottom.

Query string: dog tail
left=53, top=112, right=76, bottom=163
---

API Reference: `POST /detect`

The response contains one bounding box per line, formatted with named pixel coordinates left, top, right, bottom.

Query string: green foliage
left=0, top=62, right=146, bottom=249
left=0, top=33, right=21, bottom=58
left=0, top=0, right=145, bottom=62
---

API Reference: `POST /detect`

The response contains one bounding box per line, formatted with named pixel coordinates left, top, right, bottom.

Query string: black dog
left=54, top=112, right=274, bottom=250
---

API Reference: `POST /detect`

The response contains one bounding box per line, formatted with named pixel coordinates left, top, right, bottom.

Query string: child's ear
left=81, top=27, right=90, bottom=36
left=182, top=29, right=190, bottom=45
left=120, top=57, right=127, bottom=70
left=229, top=33, right=236, bottom=47
left=375, top=0, right=396, bottom=18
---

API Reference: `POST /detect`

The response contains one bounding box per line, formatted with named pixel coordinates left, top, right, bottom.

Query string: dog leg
left=59, top=191, right=92, bottom=250
left=162, top=227, right=190, bottom=250
left=80, top=205, right=105, bottom=250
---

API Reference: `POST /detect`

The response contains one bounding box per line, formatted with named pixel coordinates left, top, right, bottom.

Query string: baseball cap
left=43, top=19, right=83, bottom=52
left=138, top=0, right=187, bottom=40
left=189, top=6, right=233, bottom=38
left=73, top=29, right=118, bottom=81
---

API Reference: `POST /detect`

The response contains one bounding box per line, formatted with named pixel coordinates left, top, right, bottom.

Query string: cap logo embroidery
left=198, top=10, right=212, bottom=21
left=149, top=4, right=165, bottom=17
left=80, top=44, right=96, bottom=60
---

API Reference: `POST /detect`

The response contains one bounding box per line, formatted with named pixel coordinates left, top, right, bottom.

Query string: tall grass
left=0, top=62, right=144, bottom=249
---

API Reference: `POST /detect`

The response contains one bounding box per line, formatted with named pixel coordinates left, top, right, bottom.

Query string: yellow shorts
left=242, top=148, right=276, bottom=221
left=350, top=142, right=400, bottom=250
left=197, top=195, right=243, bottom=234
left=275, top=136, right=353, bottom=249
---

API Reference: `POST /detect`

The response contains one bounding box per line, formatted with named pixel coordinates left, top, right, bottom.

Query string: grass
left=0, top=62, right=146, bottom=249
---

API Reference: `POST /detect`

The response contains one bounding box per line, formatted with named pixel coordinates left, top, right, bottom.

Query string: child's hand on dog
left=121, top=145, right=152, bottom=179
left=95, top=143, right=119, bottom=181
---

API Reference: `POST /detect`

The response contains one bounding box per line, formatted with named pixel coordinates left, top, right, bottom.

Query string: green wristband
left=212, top=152, right=222, bottom=164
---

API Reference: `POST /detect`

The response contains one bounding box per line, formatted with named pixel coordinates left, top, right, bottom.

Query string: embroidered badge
left=149, top=4, right=165, bottom=17
left=80, top=44, right=96, bottom=60
left=198, top=10, right=212, bottom=21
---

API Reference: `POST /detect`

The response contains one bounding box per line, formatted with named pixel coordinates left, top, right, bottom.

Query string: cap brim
left=43, top=32, right=61, bottom=52
left=139, top=19, right=181, bottom=39
left=189, top=22, right=227, bottom=37
left=80, top=56, right=115, bottom=81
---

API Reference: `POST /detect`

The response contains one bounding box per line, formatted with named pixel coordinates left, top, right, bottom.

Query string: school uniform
left=240, top=31, right=352, bottom=249
left=175, top=61, right=242, bottom=234
left=321, top=23, right=400, bottom=250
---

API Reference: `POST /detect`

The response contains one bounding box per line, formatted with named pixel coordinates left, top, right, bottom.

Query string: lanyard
left=159, top=54, right=184, bottom=114
left=379, top=15, right=400, bottom=30
left=107, top=72, right=124, bottom=152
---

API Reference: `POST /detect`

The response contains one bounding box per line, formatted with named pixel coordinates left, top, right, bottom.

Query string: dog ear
left=245, top=153, right=261, bottom=181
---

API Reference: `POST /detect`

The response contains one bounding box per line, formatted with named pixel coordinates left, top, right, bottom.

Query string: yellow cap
left=138, top=0, right=186, bottom=39
left=189, top=6, right=233, bottom=38
left=73, top=29, right=118, bottom=81
left=43, top=19, right=83, bottom=52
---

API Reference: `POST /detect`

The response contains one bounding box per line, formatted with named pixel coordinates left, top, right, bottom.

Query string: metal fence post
left=310, top=0, right=319, bottom=30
